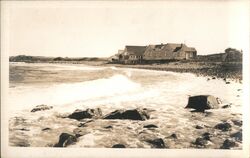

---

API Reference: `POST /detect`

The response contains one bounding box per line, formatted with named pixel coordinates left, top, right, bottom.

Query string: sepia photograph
left=1, top=0, right=249, bottom=158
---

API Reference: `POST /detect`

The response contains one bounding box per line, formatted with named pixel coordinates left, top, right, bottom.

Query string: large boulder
left=31, top=104, right=53, bottom=112
left=193, top=137, right=208, bottom=147
left=214, top=122, right=232, bottom=131
left=54, top=133, right=77, bottom=147
left=185, top=95, right=219, bottom=112
left=68, top=108, right=102, bottom=120
left=220, top=139, right=238, bottom=149
left=230, top=131, right=242, bottom=142
left=104, top=109, right=150, bottom=121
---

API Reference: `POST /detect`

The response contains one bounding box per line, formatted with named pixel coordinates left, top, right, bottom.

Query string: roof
left=125, top=46, right=147, bottom=56
left=168, top=43, right=196, bottom=52
left=148, top=44, right=165, bottom=49
left=166, top=43, right=182, bottom=50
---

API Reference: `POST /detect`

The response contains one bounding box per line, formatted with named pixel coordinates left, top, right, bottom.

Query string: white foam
left=9, top=74, right=141, bottom=112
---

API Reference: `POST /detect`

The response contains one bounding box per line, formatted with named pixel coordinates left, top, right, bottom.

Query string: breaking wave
left=9, top=74, right=141, bottom=111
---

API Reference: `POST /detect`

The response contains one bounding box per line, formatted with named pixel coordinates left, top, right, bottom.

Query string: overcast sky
left=4, top=1, right=249, bottom=57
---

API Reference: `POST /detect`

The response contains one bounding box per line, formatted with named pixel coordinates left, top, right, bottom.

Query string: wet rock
left=146, top=138, right=166, bottom=148
left=104, top=109, right=150, bottom=121
left=231, top=120, right=242, bottom=126
left=226, top=82, right=230, bottom=84
left=167, top=133, right=178, bottom=139
left=222, top=104, right=231, bottom=109
left=104, top=125, right=113, bottom=129
left=31, top=104, right=53, bottom=112
left=230, top=131, right=242, bottom=142
left=194, top=137, right=208, bottom=147
left=68, top=108, right=102, bottom=120
left=202, top=132, right=212, bottom=140
left=112, top=144, right=126, bottom=148
left=54, top=133, right=77, bottom=147
left=220, top=139, right=238, bottom=149
left=212, top=77, right=216, bottom=79
left=42, top=128, right=51, bottom=131
left=185, top=95, right=219, bottom=112
left=214, top=122, right=232, bottom=131
left=18, top=128, right=30, bottom=131
left=77, top=120, right=94, bottom=127
left=195, top=125, right=204, bottom=129
left=143, top=124, right=158, bottom=129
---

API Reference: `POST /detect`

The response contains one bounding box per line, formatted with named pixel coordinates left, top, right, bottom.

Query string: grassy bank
left=108, top=61, right=242, bottom=81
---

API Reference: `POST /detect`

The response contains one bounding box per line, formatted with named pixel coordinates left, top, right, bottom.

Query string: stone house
left=117, top=43, right=197, bottom=64
left=143, top=43, right=197, bottom=61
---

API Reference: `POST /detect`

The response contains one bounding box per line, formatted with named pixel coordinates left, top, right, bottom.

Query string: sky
left=3, top=1, right=249, bottom=57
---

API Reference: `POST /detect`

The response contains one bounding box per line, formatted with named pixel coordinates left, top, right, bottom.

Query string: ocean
left=8, top=62, right=243, bottom=148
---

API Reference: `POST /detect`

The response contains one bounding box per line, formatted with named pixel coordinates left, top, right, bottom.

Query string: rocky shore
left=108, top=61, right=242, bottom=81
left=9, top=95, right=242, bottom=149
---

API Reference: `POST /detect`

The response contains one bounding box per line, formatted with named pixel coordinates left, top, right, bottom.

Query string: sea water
left=8, top=62, right=243, bottom=148
left=9, top=62, right=242, bottom=115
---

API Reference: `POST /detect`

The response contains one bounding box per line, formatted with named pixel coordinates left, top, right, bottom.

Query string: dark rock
left=77, top=120, right=94, bottom=127
left=222, top=104, right=231, bottom=108
left=220, top=139, right=238, bottom=149
left=195, top=125, right=204, bottom=129
left=202, top=132, right=211, bottom=140
left=146, top=138, right=166, bottom=148
left=104, top=109, right=150, bottom=121
left=18, top=128, right=30, bottom=131
left=31, top=104, right=53, bottom=112
left=42, top=128, right=51, bottom=131
left=185, top=95, right=219, bottom=112
left=68, top=108, right=102, bottom=120
left=226, top=82, right=230, bottom=84
left=112, top=144, right=126, bottom=148
left=168, top=133, right=178, bottom=139
left=54, top=133, right=77, bottom=147
left=214, top=122, right=232, bottom=131
left=212, top=77, right=216, bottom=79
left=104, top=125, right=113, bottom=129
left=143, top=124, right=158, bottom=129
left=231, top=120, right=242, bottom=126
left=230, top=131, right=242, bottom=141
left=194, top=137, right=208, bottom=147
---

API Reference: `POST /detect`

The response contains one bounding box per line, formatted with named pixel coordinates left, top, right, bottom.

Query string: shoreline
left=9, top=61, right=243, bottom=81
left=105, top=61, right=242, bottom=82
